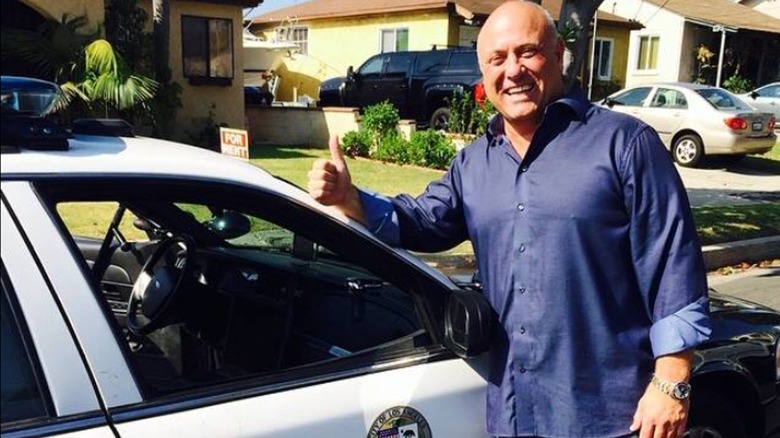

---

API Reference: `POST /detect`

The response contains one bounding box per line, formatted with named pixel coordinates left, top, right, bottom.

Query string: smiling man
left=307, top=2, right=711, bottom=437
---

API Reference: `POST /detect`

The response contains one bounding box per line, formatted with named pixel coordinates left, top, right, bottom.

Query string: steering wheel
left=127, top=235, right=196, bottom=336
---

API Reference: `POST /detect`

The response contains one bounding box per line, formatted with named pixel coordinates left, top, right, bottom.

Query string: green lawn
left=58, top=144, right=779, bottom=253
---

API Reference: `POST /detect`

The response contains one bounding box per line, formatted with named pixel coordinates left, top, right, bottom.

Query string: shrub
left=341, top=130, right=370, bottom=157
left=447, top=90, right=495, bottom=136
left=361, top=101, right=400, bottom=139
left=409, top=130, right=456, bottom=170
left=722, top=75, right=753, bottom=94
left=373, top=132, right=409, bottom=164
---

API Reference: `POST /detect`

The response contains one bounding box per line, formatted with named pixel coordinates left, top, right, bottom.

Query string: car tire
left=686, top=391, right=747, bottom=438
left=672, top=134, right=704, bottom=167
left=430, top=107, right=451, bottom=131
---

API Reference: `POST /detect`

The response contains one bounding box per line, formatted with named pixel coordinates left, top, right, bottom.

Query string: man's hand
left=307, top=135, right=365, bottom=222
left=629, top=383, right=689, bottom=438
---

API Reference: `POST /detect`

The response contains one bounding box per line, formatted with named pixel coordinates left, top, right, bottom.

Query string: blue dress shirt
left=359, top=87, right=711, bottom=437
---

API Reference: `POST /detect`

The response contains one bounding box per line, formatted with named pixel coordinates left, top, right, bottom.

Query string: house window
left=182, top=16, right=234, bottom=84
left=380, top=28, right=408, bottom=53
left=594, top=38, right=613, bottom=79
left=276, top=26, right=308, bottom=55
left=637, top=35, right=659, bottom=71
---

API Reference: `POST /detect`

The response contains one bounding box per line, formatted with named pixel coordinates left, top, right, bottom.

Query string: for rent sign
left=219, top=128, right=249, bottom=160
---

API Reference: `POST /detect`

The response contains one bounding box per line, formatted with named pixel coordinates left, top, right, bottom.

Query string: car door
left=31, top=177, right=491, bottom=438
left=0, top=189, right=118, bottom=437
left=343, top=54, right=387, bottom=109
left=382, top=52, right=415, bottom=117
left=640, top=87, right=687, bottom=146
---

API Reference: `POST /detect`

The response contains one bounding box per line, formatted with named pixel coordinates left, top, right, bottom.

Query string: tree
left=1, top=14, right=157, bottom=116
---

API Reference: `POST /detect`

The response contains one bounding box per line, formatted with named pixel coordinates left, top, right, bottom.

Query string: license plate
left=752, top=121, right=763, bottom=131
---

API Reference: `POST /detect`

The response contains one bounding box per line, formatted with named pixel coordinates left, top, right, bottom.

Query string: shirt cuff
left=357, top=189, right=400, bottom=246
left=649, top=296, right=712, bottom=358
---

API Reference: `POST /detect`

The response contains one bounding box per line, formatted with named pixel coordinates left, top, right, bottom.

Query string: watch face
left=673, top=382, right=691, bottom=400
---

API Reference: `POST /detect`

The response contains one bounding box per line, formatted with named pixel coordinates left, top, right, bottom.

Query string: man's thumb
left=329, top=134, right=346, bottom=169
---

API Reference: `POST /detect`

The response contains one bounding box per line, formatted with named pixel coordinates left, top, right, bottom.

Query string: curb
left=419, top=236, right=780, bottom=274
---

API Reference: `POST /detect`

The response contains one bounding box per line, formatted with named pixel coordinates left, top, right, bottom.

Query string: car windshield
left=696, top=88, right=752, bottom=110
left=1, top=76, right=60, bottom=116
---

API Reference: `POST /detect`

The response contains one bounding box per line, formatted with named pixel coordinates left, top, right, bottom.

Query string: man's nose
left=504, top=54, right=527, bottom=78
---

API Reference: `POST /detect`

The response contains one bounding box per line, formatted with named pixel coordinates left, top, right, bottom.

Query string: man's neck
left=504, top=119, right=539, bottom=159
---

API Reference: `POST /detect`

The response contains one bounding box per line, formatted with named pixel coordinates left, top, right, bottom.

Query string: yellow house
left=2, top=0, right=257, bottom=142
left=248, top=0, right=640, bottom=102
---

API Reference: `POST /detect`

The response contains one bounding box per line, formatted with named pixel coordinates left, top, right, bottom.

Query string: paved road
left=675, top=158, right=780, bottom=207
left=708, top=264, right=780, bottom=311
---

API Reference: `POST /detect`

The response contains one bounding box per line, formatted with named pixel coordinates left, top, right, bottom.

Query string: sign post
left=219, top=127, right=249, bottom=160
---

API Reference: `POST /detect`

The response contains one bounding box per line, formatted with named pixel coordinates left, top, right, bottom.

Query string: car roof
left=1, top=133, right=307, bottom=201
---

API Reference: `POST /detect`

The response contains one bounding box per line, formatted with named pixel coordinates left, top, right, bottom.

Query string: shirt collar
left=486, top=85, right=589, bottom=143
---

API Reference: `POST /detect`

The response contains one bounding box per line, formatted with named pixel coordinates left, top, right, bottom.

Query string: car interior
left=39, top=180, right=440, bottom=399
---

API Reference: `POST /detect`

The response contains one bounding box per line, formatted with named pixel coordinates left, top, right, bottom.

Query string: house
left=599, top=0, right=780, bottom=88
left=247, top=0, right=641, bottom=103
left=1, top=0, right=258, bottom=142
left=736, top=0, right=780, bottom=19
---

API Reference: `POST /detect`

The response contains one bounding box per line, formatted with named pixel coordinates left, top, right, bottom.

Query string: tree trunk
left=559, top=0, right=603, bottom=92
left=153, top=0, right=170, bottom=83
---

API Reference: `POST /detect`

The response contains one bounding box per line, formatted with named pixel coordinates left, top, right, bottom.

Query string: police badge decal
left=367, top=406, right=433, bottom=438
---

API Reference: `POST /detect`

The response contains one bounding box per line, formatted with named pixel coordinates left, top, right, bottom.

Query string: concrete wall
left=251, top=11, right=452, bottom=102
left=247, top=106, right=361, bottom=147
left=168, top=1, right=245, bottom=141
left=23, top=0, right=104, bottom=30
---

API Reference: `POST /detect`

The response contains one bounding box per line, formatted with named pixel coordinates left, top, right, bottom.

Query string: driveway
left=676, top=158, right=780, bottom=207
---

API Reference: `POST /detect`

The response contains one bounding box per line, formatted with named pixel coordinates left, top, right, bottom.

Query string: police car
left=1, top=76, right=779, bottom=438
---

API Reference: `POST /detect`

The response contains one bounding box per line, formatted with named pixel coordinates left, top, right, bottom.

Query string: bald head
left=475, top=1, right=565, bottom=135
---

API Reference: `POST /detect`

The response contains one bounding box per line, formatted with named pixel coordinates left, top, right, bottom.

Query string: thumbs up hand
left=308, top=135, right=365, bottom=223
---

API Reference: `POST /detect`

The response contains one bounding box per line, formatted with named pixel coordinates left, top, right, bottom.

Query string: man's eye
left=489, top=56, right=505, bottom=66
left=520, top=48, right=540, bottom=59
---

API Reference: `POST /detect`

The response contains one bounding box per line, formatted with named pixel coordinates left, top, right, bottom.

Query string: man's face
left=477, top=4, right=565, bottom=129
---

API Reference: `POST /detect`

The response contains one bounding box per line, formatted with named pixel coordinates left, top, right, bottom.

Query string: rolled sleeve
left=650, top=296, right=712, bottom=357
left=358, top=189, right=400, bottom=246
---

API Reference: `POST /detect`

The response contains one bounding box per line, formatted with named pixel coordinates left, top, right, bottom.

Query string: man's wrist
left=651, top=374, right=691, bottom=401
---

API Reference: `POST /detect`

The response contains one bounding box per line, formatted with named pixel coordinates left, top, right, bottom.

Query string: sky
left=243, top=0, right=310, bottom=20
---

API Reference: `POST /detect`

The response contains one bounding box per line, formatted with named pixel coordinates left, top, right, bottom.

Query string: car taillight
left=473, top=82, right=486, bottom=106
left=723, top=117, right=749, bottom=130
left=769, top=117, right=776, bottom=131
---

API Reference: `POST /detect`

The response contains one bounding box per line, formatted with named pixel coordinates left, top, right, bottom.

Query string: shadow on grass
left=695, top=156, right=780, bottom=175
left=693, top=203, right=780, bottom=246
left=250, top=144, right=324, bottom=160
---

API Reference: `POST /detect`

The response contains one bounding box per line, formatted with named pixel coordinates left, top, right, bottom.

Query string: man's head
left=477, top=1, right=565, bottom=131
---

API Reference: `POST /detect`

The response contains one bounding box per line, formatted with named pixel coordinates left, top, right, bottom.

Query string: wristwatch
left=651, top=374, right=692, bottom=400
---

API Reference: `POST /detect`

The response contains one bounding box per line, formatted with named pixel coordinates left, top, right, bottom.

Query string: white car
left=2, top=77, right=779, bottom=438
left=739, top=82, right=780, bottom=126
left=601, top=82, right=776, bottom=167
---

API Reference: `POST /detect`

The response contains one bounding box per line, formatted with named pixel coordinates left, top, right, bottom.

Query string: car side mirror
left=444, top=290, right=495, bottom=358
left=604, top=97, right=616, bottom=108
left=346, top=66, right=356, bottom=82
left=749, top=91, right=759, bottom=100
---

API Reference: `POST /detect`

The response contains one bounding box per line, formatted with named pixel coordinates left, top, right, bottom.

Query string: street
left=708, top=263, right=780, bottom=310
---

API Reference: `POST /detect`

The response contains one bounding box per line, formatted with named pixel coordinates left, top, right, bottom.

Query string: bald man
left=308, top=2, right=710, bottom=437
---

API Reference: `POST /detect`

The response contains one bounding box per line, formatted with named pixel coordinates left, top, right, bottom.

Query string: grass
left=57, top=145, right=778, bottom=255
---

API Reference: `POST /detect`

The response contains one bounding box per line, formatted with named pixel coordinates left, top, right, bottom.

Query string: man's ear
left=555, top=37, right=566, bottom=65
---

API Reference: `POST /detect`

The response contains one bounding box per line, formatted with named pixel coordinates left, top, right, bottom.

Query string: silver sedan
left=601, top=82, right=776, bottom=167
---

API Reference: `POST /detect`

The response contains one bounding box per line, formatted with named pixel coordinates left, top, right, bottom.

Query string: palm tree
left=1, top=14, right=157, bottom=116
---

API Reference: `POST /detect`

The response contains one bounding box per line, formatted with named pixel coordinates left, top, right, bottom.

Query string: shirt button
left=519, top=367, right=527, bottom=373
left=517, top=203, right=525, bottom=211
left=520, top=166, right=529, bottom=172
left=519, top=326, right=526, bottom=334
left=518, top=287, right=526, bottom=294
left=519, top=244, right=526, bottom=253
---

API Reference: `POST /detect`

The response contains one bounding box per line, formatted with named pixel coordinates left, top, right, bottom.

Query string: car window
left=611, top=87, right=651, bottom=107
left=447, top=52, right=477, bottom=70
left=650, top=88, right=687, bottom=109
left=385, top=53, right=414, bottom=77
left=43, top=182, right=432, bottom=401
left=415, top=51, right=448, bottom=73
left=358, top=55, right=385, bottom=77
left=1, top=273, right=50, bottom=424
left=758, top=84, right=779, bottom=98
left=696, top=88, right=751, bottom=110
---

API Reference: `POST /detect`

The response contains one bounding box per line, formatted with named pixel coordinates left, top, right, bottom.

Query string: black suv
left=318, top=48, right=484, bottom=129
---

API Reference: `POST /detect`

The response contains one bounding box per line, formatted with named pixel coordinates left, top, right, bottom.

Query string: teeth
left=507, top=84, right=534, bottom=94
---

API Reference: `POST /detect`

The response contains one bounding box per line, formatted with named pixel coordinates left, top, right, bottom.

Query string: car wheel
left=672, top=134, right=704, bottom=167
left=430, top=107, right=451, bottom=131
left=685, top=392, right=747, bottom=438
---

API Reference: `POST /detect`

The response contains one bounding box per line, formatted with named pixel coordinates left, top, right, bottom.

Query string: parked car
left=318, top=48, right=483, bottom=129
left=600, top=83, right=776, bottom=167
left=738, top=82, right=780, bottom=126
left=2, top=76, right=779, bottom=438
